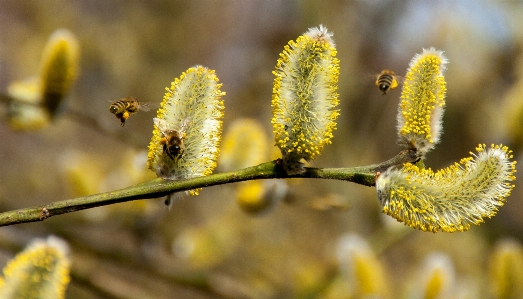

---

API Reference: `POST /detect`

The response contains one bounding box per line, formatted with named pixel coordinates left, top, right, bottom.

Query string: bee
left=109, top=97, right=151, bottom=126
left=153, top=117, right=190, bottom=160
left=375, top=70, right=401, bottom=95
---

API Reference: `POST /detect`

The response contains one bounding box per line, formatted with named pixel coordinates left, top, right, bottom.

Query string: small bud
left=397, top=48, right=447, bottom=155
left=147, top=66, right=225, bottom=196
left=0, top=236, right=71, bottom=299
left=376, top=144, right=517, bottom=232
left=271, top=25, right=340, bottom=174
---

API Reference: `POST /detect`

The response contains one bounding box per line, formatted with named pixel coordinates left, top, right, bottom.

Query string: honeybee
left=109, top=97, right=151, bottom=126
left=153, top=117, right=190, bottom=160
left=375, top=70, right=401, bottom=95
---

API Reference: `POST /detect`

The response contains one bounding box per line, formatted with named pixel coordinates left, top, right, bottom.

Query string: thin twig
left=0, top=149, right=418, bottom=227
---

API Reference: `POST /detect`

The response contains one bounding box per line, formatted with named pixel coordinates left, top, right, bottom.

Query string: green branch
left=0, top=150, right=418, bottom=227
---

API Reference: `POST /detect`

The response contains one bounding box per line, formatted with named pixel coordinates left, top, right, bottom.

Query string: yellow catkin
left=147, top=66, right=225, bottom=196
left=271, top=25, right=340, bottom=174
left=397, top=48, right=447, bottom=155
left=376, top=144, right=516, bottom=232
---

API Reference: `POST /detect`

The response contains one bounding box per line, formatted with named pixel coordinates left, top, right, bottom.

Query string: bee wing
left=178, top=117, right=192, bottom=134
left=138, top=104, right=150, bottom=112
left=363, top=72, right=386, bottom=87
left=137, top=102, right=159, bottom=112
left=395, top=75, right=405, bottom=84
left=153, top=118, right=169, bottom=133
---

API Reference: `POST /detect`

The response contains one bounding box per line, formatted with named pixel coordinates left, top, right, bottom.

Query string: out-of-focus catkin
left=0, top=236, right=71, bottom=299
left=489, top=239, right=523, bottom=299
left=411, top=253, right=455, bottom=299
left=40, top=29, right=80, bottom=117
left=336, top=234, right=391, bottom=298
left=7, top=29, right=79, bottom=130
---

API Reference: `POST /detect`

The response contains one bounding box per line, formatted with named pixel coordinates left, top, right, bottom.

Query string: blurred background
left=1, top=1, right=523, bottom=298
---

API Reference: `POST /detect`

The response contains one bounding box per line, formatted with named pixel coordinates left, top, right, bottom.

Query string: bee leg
left=164, top=196, right=171, bottom=207
left=121, top=111, right=130, bottom=126
left=114, top=113, right=126, bottom=126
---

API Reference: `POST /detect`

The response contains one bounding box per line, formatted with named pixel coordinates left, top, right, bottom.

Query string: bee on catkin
left=153, top=117, right=190, bottom=161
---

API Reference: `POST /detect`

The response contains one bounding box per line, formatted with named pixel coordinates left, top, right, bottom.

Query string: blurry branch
left=370, top=226, right=414, bottom=255
left=0, top=149, right=418, bottom=227
left=63, top=107, right=146, bottom=148
left=0, top=94, right=12, bottom=105
left=0, top=92, right=146, bottom=148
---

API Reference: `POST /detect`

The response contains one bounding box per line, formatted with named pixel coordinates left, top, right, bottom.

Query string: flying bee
left=153, top=117, right=191, bottom=160
left=375, top=70, right=402, bottom=95
left=109, top=97, right=151, bottom=126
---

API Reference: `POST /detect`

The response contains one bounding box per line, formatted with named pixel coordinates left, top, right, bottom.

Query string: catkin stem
left=0, top=150, right=419, bottom=227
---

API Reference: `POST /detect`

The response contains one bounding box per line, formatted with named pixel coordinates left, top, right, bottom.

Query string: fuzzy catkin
left=271, top=25, right=340, bottom=174
left=397, top=48, right=447, bottom=155
left=376, top=144, right=516, bottom=232
left=147, top=66, right=225, bottom=195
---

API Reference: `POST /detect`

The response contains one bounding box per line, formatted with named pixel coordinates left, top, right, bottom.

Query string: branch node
left=39, top=207, right=50, bottom=220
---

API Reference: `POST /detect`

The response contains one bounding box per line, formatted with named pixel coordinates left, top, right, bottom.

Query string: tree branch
left=0, top=149, right=418, bottom=227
